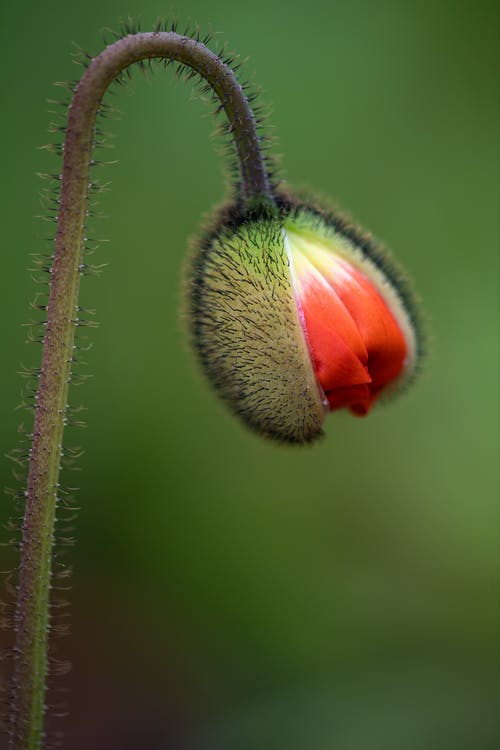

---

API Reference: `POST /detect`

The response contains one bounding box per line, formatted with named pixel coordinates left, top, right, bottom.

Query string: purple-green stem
left=9, top=31, right=272, bottom=749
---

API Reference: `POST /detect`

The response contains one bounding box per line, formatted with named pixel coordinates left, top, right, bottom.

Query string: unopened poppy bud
left=188, top=195, right=422, bottom=444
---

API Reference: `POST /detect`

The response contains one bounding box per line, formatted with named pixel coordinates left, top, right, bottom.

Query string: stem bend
left=10, top=31, right=272, bottom=749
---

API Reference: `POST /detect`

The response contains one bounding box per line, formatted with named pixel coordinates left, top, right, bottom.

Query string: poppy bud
left=187, top=194, right=422, bottom=444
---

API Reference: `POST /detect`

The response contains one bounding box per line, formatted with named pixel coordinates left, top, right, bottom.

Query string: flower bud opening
left=284, top=218, right=418, bottom=416
left=187, top=196, right=422, bottom=444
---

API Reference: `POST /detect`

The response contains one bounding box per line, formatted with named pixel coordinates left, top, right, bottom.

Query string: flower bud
left=187, top=194, right=422, bottom=444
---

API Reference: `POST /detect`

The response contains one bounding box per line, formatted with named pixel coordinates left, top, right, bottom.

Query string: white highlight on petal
left=282, top=228, right=329, bottom=411
left=283, top=224, right=418, bottom=387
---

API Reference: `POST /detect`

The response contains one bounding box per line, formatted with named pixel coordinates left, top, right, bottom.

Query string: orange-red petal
left=288, top=231, right=409, bottom=415
left=323, top=258, right=407, bottom=399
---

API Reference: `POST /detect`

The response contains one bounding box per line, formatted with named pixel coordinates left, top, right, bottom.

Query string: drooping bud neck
left=10, top=28, right=278, bottom=750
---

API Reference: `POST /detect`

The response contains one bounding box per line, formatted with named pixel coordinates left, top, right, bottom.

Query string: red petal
left=298, top=266, right=371, bottom=394
left=289, top=231, right=408, bottom=415
left=331, top=260, right=407, bottom=395
left=327, top=384, right=374, bottom=414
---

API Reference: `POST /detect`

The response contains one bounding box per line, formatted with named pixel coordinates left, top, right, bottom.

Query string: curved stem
left=10, top=31, right=273, bottom=749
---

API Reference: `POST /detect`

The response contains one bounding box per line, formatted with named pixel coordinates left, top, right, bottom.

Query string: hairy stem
left=10, top=31, right=272, bottom=749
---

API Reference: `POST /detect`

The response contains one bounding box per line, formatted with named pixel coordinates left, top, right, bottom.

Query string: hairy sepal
left=188, top=208, right=326, bottom=443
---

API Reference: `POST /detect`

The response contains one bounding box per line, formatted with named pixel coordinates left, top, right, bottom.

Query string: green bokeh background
left=1, top=1, right=498, bottom=748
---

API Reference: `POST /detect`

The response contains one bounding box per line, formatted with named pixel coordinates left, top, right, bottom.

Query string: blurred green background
left=1, top=0, right=498, bottom=748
